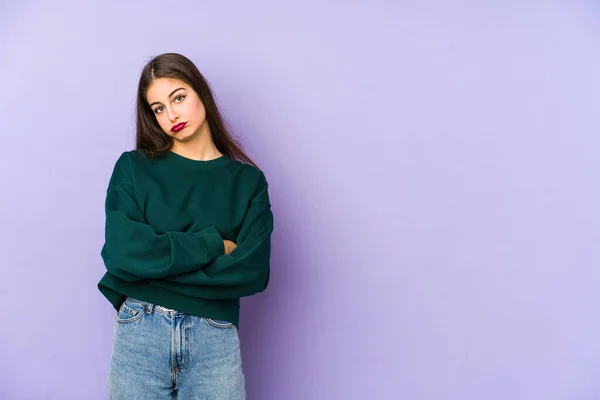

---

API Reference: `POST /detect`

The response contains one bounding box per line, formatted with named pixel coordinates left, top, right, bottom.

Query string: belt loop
left=145, top=303, right=154, bottom=314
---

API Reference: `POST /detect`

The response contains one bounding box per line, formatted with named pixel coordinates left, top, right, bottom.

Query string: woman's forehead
left=147, top=78, right=189, bottom=101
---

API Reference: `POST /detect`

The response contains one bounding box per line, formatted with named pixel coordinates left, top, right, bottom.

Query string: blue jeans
left=106, top=297, right=246, bottom=399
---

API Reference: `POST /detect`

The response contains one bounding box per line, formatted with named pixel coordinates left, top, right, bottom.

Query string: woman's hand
left=223, top=240, right=237, bottom=255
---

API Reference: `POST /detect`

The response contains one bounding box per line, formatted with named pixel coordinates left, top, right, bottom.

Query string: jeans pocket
left=115, top=299, right=146, bottom=324
left=205, top=318, right=235, bottom=329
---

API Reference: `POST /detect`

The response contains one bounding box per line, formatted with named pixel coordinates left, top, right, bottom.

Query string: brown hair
left=135, top=52, right=257, bottom=168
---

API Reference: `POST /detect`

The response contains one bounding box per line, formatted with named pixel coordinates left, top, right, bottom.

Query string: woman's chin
left=171, top=128, right=196, bottom=142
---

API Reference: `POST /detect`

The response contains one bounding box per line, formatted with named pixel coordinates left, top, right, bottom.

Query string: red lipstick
left=171, top=122, right=187, bottom=132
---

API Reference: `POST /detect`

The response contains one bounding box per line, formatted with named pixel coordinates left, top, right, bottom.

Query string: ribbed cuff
left=201, top=226, right=224, bottom=259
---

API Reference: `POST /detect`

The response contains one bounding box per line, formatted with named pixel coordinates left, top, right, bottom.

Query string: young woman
left=97, top=52, right=273, bottom=399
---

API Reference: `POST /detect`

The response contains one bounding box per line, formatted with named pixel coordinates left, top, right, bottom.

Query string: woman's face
left=146, top=77, right=207, bottom=141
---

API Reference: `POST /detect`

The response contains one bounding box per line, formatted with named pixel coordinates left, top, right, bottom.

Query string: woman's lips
left=171, top=122, right=187, bottom=132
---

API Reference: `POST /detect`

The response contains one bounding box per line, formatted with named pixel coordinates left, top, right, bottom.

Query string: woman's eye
left=175, top=95, right=186, bottom=102
left=154, top=107, right=163, bottom=114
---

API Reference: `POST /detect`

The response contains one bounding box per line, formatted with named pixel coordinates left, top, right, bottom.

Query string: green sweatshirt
left=97, top=149, right=273, bottom=327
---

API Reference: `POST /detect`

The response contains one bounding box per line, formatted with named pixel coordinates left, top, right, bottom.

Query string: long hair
left=135, top=53, right=257, bottom=168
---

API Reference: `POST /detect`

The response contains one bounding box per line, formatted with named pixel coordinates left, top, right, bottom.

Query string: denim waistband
left=125, top=297, right=183, bottom=315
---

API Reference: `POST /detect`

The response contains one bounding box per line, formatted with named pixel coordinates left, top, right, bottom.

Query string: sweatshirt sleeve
left=149, top=172, right=273, bottom=300
left=100, top=152, right=225, bottom=282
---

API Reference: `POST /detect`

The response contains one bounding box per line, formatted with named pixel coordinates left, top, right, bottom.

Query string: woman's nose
left=167, top=108, right=179, bottom=122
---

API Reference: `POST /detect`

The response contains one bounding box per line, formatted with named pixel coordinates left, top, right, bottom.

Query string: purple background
left=1, top=1, right=600, bottom=399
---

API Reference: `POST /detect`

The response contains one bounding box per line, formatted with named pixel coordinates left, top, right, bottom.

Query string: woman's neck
left=171, top=124, right=223, bottom=161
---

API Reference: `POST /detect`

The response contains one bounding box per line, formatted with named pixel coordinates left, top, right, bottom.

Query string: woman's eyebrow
left=149, top=87, right=186, bottom=107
